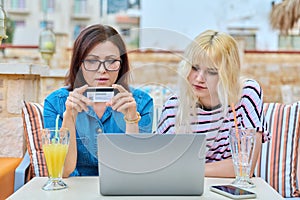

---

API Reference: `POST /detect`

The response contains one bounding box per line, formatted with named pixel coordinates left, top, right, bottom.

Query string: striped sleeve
left=239, top=79, right=270, bottom=142
left=156, top=96, right=178, bottom=134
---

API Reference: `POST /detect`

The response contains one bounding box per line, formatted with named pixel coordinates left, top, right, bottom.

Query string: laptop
left=97, top=133, right=206, bottom=196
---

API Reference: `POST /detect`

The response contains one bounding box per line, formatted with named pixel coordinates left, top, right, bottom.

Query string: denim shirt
left=43, top=86, right=154, bottom=176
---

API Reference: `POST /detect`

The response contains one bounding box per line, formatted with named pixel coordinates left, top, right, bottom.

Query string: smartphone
left=210, top=185, right=256, bottom=199
left=85, top=87, right=116, bottom=102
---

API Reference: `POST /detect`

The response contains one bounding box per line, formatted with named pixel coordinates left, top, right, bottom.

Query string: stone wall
left=0, top=64, right=49, bottom=157
left=243, top=52, right=300, bottom=103
left=129, top=51, right=300, bottom=104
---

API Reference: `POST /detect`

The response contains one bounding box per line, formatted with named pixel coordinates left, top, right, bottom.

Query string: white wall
left=140, top=0, right=279, bottom=51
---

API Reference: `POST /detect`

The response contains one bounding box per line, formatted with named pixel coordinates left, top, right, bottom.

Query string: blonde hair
left=176, top=30, right=244, bottom=132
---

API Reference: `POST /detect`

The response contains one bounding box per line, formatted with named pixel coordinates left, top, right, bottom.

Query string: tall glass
left=41, top=128, right=70, bottom=191
left=229, top=128, right=256, bottom=188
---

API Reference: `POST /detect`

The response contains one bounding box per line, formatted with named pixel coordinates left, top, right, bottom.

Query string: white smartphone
left=210, top=184, right=256, bottom=199
left=85, top=87, right=116, bottom=102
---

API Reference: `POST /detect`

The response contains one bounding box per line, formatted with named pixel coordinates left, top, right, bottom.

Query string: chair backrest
left=255, top=101, right=300, bottom=198
left=22, top=101, right=48, bottom=178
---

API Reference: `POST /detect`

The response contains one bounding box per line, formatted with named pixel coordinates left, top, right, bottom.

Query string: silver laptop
left=97, top=133, right=206, bottom=196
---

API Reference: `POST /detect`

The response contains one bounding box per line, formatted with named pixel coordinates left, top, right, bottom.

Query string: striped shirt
left=156, top=79, right=270, bottom=163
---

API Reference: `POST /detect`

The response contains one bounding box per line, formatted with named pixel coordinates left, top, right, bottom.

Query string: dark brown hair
left=65, top=24, right=130, bottom=91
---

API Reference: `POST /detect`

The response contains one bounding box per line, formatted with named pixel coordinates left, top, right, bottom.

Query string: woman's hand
left=107, top=84, right=138, bottom=121
left=62, top=84, right=92, bottom=177
left=65, top=84, right=93, bottom=117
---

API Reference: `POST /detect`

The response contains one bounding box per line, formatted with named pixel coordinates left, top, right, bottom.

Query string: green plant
left=3, top=17, right=15, bottom=44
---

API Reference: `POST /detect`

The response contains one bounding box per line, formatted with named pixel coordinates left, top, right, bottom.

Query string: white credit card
left=86, top=87, right=115, bottom=102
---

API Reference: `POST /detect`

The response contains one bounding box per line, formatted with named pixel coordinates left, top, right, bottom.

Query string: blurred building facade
left=140, top=0, right=300, bottom=51
left=1, top=0, right=300, bottom=51
left=2, top=0, right=140, bottom=49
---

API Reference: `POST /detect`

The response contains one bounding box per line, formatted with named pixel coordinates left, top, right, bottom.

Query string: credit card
left=85, top=87, right=115, bottom=102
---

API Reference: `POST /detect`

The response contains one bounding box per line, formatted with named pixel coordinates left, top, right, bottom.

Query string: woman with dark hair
left=43, top=24, right=153, bottom=177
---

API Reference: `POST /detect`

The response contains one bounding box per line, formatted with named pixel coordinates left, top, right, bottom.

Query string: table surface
left=8, top=176, right=283, bottom=200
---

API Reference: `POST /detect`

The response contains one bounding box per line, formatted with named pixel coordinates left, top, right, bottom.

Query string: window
left=228, top=27, right=257, bottom=50
left=14, top=20, right=25, bottom=28
left=128, top=0, right=140, bottom=9
left=9, top=0, right=26, bottom=9
left=41, top=0, right=55, bottom=13
left=121, top=28, right=130, bottom=36
left=279, top=35, right=300, bottom=50
left=120, top=27, right=139, bottom=49
left=74, top=0, right=88, bottom=14
left=40, top=20, right=54, bottom=29
left=73, top=24, right=86, bottom=40
left=230, top=33, right=256, bottom=50
left=107, top=0, right=128, bottom=14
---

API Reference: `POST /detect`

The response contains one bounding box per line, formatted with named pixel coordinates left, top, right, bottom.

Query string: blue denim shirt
left=43, top=87, right=153, bottom=176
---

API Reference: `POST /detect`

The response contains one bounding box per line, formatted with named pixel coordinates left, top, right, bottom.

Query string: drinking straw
left=231, top=103, right=242, bottom=176
left=55, top=114, right=60, bottom=142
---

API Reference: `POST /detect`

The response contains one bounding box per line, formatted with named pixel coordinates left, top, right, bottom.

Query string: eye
left=191, top=66, right=199, bottom=71
left=105, top=59, right=116, bottom=65
left=86, top=59, right=98, bottom=64
left=207, top=69, right=218, bottom=75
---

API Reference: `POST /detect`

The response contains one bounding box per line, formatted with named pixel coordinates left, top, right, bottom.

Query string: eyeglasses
left=82, top=59, right=122, bottom=72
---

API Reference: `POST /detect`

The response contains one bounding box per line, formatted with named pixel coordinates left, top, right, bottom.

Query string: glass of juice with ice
left=41, top=127, right=70, bottom=191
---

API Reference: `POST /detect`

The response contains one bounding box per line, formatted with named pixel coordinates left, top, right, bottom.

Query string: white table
left=8, top=177, right=283, bottom=200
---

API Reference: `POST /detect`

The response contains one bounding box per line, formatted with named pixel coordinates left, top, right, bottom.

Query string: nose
left=195, top=70, right=206, bottom=82
left=97, top=62, right=106, bottom=73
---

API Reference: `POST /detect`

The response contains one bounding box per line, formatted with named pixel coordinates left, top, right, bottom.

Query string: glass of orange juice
left=41, top=128, right=70, bottom=191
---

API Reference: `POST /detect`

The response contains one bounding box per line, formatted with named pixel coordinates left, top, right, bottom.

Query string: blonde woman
left=156, top=30, right=269, bottom=177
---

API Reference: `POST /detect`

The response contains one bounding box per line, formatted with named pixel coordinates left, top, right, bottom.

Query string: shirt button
left=97, top=128, right=103, bottom=133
